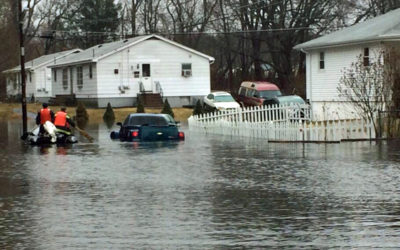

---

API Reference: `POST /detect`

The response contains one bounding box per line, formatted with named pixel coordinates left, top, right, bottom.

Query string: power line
left=32, top=26, right=311, bottom=39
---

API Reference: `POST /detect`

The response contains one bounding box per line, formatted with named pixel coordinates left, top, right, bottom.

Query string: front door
left=141, top=64, right=152, bottom=91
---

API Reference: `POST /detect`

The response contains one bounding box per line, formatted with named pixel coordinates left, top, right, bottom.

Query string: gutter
left=295, top=37, right=400, bottom=51
left=48, top=59, right=94, bottom=68
left=300, top=48, right=312, bottom=117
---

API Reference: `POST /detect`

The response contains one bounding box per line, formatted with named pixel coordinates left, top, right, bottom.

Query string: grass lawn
left=0, top=103, right=194, bottom=123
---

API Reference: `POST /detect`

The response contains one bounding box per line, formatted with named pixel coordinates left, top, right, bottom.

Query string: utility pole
left=18, top=0, right=27, bottom=134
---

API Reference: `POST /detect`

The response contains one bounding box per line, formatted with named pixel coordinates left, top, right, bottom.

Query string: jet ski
left=23, top=121, right=78, bottom=145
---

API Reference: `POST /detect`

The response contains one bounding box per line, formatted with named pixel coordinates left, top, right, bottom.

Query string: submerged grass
left=0, top=103, right=193, bottom=123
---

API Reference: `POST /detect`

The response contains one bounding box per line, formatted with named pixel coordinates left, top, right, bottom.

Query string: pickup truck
left=110, top=113, right=185, bottom=141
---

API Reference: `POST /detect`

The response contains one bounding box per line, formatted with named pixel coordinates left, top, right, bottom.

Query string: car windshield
left=127, top=115, right=169, bottom=126
left=214, top=95, right=235, bottom=102
left=259, top=90, right=282, bottom=99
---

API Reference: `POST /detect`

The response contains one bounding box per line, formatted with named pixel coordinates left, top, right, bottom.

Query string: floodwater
left=1, top=119, right=400, bottom=249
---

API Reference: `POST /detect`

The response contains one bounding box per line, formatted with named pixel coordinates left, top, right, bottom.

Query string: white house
left=294, top=8, right=400, bottom=120
left=49, top=34, right=215, bottom=108
left=2, top=49, right=81, bottom=102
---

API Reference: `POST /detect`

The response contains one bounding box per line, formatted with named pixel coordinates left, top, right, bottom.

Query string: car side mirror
left=116, top=122, right=122, bottom=126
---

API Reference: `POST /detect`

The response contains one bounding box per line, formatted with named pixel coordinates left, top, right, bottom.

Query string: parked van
left=236, top=81, right=282, bottom=107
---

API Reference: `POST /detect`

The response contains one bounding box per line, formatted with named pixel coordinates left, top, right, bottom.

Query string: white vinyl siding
left=96, top=39, right=210, bottom=98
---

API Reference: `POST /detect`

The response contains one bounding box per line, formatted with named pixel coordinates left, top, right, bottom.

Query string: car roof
left=127, top=113, right=171, bottom=119
left=275, top=95, right=305, bottom=104
left=240, top=81, right=280, bottom=91
left=211, top=91, right=232, bottom=96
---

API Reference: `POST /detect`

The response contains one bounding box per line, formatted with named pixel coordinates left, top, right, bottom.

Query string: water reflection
left=103, top=118, right=115, bottom=129
left=1, top=120, right=400, bottom=248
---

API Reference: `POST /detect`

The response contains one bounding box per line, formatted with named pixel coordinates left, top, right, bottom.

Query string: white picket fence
left=188, top=104, right=376, bottom=142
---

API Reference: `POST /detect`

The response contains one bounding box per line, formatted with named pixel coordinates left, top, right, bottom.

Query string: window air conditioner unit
left=182, top=69, right=192, bottom=77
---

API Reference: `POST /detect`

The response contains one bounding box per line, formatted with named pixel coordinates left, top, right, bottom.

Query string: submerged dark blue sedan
left=110, top=113, right=185, bottom=141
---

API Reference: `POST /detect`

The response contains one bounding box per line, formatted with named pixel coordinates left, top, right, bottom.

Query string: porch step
left=48, top=95, right=76, bottom=106
left=138, top=93, right=163, bottom=108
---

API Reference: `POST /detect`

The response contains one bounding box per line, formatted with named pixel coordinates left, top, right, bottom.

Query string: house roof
left=49, top=34, right=215, bottom=68
left=2, top=49, right=82, bottom=73
left=294, top=8, right=400, bottom=51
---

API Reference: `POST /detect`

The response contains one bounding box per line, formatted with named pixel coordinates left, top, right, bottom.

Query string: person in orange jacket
left=35, top=103, right=55, bottom=134
left=54, top=107, right=75, bottom=135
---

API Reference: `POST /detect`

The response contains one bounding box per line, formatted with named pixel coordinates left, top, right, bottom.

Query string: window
left=28, top=72, right=31, bottom=82
left=62, top=68, right=68, bottom=89
left=54, top=69, right=57, bottom=82
left=239, top=87, right=246, bottom=96
left=319, top=52, right=325, bottom=69
left=247, top=89, right=256, bottom=97
left=134, top=71, right=140, bottom=78
left=127, top=115, right=169, bottom=126
left=215, top=95, right=235, bottom=102
left=77, top=66, right=83, bottom=88
left=89, top=64, right=93, bottom=79
left=259, top=90, right=282, bottom=99
left=114, top=69, right=119, bottom=74
left=181, top=63, right=192, bottom=77
left=363, top=47, right=369, bottom=66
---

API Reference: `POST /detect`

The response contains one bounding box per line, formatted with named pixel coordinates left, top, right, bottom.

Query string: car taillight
left=178, top=132, right=185, bottom=140
left=131, top=130, right=139, bottom=137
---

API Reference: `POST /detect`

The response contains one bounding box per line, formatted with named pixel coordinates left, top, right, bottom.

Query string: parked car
left=236, top=81, right=282, bottom=107
left=270, top=95, right=309, bottom=120
left=270, top=95, right=306, bottom=105
left=110, top=113, right=185, bottom=141
left=203, top=91, right=240, bottom=112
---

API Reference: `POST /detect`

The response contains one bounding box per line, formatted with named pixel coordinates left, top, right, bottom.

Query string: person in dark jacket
left=54, top=107, right=75, bottom=135
left=35, top=103, right=55, bottom=134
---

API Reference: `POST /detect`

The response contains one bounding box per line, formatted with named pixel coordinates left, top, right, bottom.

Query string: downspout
left=301, top=48, right=312, bottom=119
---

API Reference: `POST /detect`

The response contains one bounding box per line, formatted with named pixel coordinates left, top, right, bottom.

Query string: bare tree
left=141, top=0, right=162, bottom=33
left=0, top=0, right=19, bottom=100
left=130, top=0, right=143, bottom=35
left=35, top=0, right=76, bottom=54
left=338, top=51, right=393, bottom=134
left=165, top=0, right=217, bottom=45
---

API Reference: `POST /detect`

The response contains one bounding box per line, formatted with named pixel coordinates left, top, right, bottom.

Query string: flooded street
left=1, top=120, right=400, bottom=249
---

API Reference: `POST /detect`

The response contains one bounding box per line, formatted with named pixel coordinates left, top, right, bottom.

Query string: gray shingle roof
left=3, top=49, right=81, bottom=73
left=51, top=35, right=147, bottom=67
left=50, top=34, right=215, bottom=67
left=294, top=8, right=400, bottom=50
